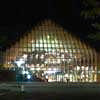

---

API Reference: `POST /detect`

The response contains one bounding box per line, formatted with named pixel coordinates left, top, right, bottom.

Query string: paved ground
left=0, top=82, right=100, bottom=100
left=0, top=91, right=100, bottom=100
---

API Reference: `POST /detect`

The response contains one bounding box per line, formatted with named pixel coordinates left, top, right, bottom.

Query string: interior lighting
left=70, top=74, right=73, bottom=78
left=48, top=79, right=54, bottom=82
left=15, top=60, right=25, bottom=67
left=86, top=75, right=88, bottom=77
left=98, top=71, right=100, bottom=73
left=82, top=66, right=84, bottom=69
left=48, top=68, right=52, bottom=71
left=27, top=74, right=31, bottom=79
left=20, top=58, right=23, bottom=61
left=77, top=66, right=80, bottom=71
left=68, top=59, right=71, bottom=63
left=40, top=55, right=44, bottom=59
left=65, top=50, right=68, bottom=53
left=56, top=44, right=58, bottom=47
left=47, top=35, right=50, bottom=39
left=37, top=64, right=39, bottom=66
left=31, top=40, right=34, bottom=43
left=85, top=67, right=88, bottom=71
left=30, top=68, right=34, bottom=70
left=37, top=68, right=40, bottom=71
left=65, top=74, right=68, bottom=77
left=40, top=40, right=42, bottom=43
left=61, top=54, right=64, bottom=58
left=62, top=59, right=65, bottom=61
left=25, top=71, right=29, bottom=74
left=23, top=54, right=27, bottom=59
left=53, top=68, right=57, bottom=71
left=52, top=41, right=54, bottom=43
left=8, top=62, right=10, bottom=64
left=22, top=70, right=26, bottom=74
left=45, top=75, right=48, bottom=79
left=44, top=40, right=46, bottom=43
left=45, top=61, right=48, bottom=64
left=40, top=44, right=43, bottom=47
left=57, top=59, right=60, bottom=63
left=44, top=44, right=47, bottom=47
left=46, top=70, right=56, bottom=74
left=35, top=54, right=38, bottom=59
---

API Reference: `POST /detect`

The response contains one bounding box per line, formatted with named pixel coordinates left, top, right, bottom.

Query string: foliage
left=87, top=33, right=100, bottom=41
left=81, top=0, right=100, bottom=42
left=0, top=35, right=7, bottom=46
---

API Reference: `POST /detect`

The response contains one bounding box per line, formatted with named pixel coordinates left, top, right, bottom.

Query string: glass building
left=3, top=20, right=100, bottom=82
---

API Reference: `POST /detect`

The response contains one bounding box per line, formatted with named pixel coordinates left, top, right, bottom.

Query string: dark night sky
left=0, top=0, right=98, bottom=51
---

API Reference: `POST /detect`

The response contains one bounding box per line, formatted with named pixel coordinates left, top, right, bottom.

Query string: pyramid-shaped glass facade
left=3, top=20, right=99, bottom=82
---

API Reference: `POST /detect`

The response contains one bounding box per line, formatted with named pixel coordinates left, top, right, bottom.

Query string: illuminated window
left=44, top=44, right=47, bottom=47
left=40, top=44, right=43, bottom=47
left=44, top=40, right=46, bottom=43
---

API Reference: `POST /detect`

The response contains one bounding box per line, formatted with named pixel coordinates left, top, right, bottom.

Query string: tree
left=0, top=35, right=7, bottom=47
left=81, top=0, right=100, bottom=48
